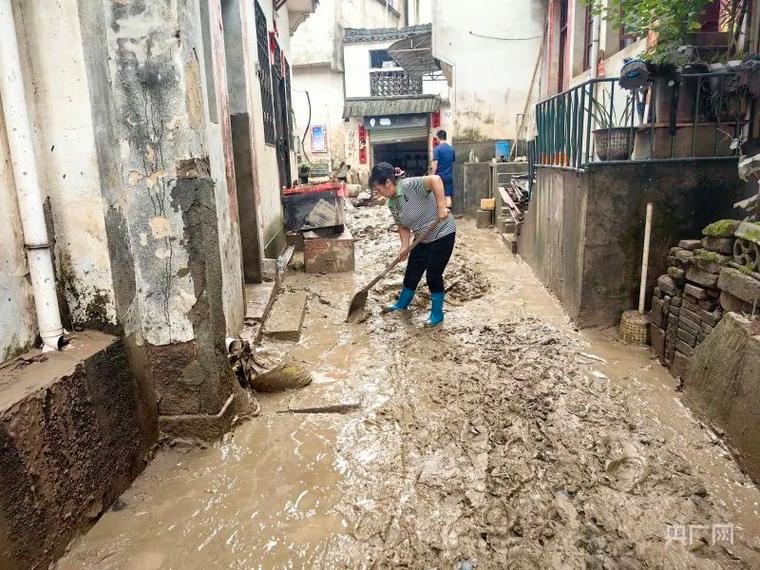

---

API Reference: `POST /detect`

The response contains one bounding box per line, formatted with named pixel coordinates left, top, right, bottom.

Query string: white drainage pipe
left=639, top=202, right=654, bottom=314
left=0, top=0, right=64, bottom=351
left=225, top=337, right=242, bottom=354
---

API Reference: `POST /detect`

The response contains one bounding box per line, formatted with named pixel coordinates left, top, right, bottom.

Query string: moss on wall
left=702, top=219, right=740, bottom=237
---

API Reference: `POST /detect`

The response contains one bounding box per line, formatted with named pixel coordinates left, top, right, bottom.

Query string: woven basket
left=618, top=310, right=651, bottom=345
left=594, top=128, right=633, bottom=161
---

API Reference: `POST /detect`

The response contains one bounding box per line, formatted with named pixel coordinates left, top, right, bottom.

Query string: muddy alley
left=58, top=205, right=760, bottom=569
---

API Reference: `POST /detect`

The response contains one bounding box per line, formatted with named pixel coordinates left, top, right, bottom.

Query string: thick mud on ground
left=59, top=205, right=760, bottom=569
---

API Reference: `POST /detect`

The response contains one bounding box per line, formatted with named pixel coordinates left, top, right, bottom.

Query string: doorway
left=372, top=140, right=429, bottom=177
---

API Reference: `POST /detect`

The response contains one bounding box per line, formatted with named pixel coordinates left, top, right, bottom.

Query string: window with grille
left=557, top=0, right=569, bottom=92
left=284, top=58, right=293, bottom=144
left=271, top=40, right=287, bottom=143
left=255, top=1, right=275, bottom=145
left=370, top=70, right=422, bottom=97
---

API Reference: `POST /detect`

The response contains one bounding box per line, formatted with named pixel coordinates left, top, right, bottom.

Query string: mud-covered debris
left=323, top=316, right=756, bottom=569
left=249, top=361, right=313, bottom=393
left=277, top=403, right=361, bottom=414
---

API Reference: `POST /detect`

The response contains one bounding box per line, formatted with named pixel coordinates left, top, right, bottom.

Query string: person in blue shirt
left=431, top=130, right=455, bottom=208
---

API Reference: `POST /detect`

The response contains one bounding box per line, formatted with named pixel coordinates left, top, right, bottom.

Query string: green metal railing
left=534, top=72, right=747, bottom=171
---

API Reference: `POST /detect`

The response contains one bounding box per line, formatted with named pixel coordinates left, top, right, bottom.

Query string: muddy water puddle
left=59, top=207, right=760, bottom=569
left=58, top=416, right=345, bottom=569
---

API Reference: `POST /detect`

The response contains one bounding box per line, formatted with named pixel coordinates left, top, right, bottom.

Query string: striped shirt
left=387, top=176, right=456, bottom=243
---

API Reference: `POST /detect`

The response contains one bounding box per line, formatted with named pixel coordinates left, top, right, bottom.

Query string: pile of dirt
left=324, top=317, right=760, bottom=569
left=417, top=249, right=491, bottom=305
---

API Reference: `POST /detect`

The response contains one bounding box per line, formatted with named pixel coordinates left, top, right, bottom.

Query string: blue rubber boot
left=424, top=292, right=445, bottom=327
left=383, top=287, right=416, bottom=313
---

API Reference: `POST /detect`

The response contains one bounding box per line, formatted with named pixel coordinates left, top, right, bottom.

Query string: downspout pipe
left=0, top=0, right=64, bottom=351
left=589, top=13, right=601, bottom=79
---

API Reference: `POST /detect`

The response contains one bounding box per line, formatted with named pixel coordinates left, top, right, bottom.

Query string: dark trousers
left=403, top=232, right=456, bottom=293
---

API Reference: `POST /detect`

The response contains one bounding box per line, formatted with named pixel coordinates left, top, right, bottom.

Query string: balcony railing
left=534, top=72, right=749, bottom=171
left=370, top=70, right=423, bottom=97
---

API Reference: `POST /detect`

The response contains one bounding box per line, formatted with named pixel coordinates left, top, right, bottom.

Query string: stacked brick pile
left=650, top=218, right=760, bottom=377
left=650, top=223, right=736, bottom=377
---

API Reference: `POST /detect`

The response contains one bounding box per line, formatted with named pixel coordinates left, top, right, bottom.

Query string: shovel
left=346, top=219, right=442, bottom=322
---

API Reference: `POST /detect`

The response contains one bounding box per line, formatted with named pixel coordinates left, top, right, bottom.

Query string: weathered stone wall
left=0, top=334, right=154, bottom=569
left=683, top=313, right=760, bottom=484
left=72, top=0, right=253, bottom=435
left=522, top=159, right=750, bottom=327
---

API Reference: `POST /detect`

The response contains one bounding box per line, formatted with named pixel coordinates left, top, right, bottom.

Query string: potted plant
left=588, top=89, right=634, bottom=161
left=297, top=162, right=310, bottom=184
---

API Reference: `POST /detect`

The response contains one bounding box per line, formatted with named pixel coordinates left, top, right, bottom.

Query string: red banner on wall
left=358, top=124, right=367, bottom=164
left=431, top=110, right=441, bottom=129
left=269, top=31, right=277, bottom=63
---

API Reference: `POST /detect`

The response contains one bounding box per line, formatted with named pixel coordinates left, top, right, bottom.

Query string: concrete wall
left=407, top=0, right=432, bottom=26
left=521, top=160, right=750, bottom=327
left=0, top=334, right=155, bottom=570
left=204, top=0, right=245, bottom=337
left=433, top=0, right=546, bottom=142
left=344, top=40, right=383, bottom=98
left=520, top=168, right=588, bottom=321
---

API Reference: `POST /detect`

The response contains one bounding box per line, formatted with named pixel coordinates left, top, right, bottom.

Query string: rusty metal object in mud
left=276, top=403, right=362, bottom=414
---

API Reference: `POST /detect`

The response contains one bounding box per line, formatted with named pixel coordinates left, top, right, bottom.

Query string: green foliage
left=586, top=87, right=633, bottom=129
left=739, top=223, right=760, bottom=243
left=586, top=0, right=712, bottom=63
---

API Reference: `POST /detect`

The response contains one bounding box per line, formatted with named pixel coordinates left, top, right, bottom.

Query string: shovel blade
left=346, top=290, right=369, bottom=323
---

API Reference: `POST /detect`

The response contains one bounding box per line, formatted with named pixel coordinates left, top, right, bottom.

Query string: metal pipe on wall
left=0, top=0, right=64, bottom=351
left=589, top=13, right=601, bottom=80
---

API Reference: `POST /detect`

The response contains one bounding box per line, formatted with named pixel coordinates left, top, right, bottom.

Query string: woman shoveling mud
left=371, top=162, right=456, bottom=326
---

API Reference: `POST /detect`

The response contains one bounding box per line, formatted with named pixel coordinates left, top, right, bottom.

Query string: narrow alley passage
left=58, top=206, right=760, bottom=569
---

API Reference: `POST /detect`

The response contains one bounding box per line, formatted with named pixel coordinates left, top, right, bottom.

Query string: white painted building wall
left=291, top=0, right=406, bottom=172
left=0, top=108, right=37, bottom=361
left=243, top=0, right=297, bottom=256
left=342, top=0, right=401, bottom=28
left=433, top=0, right=546, bottom=141
left=0, top=0, right=302, bottom=361
left=344, top=40, right=448, bottom=99
left=15, top=0, right=118, bottom=328
left=406, top=0, right=432, bottom=26
left=290, top=0, right=342, bottom=68
left=292, top=66, right=347, bottom=162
